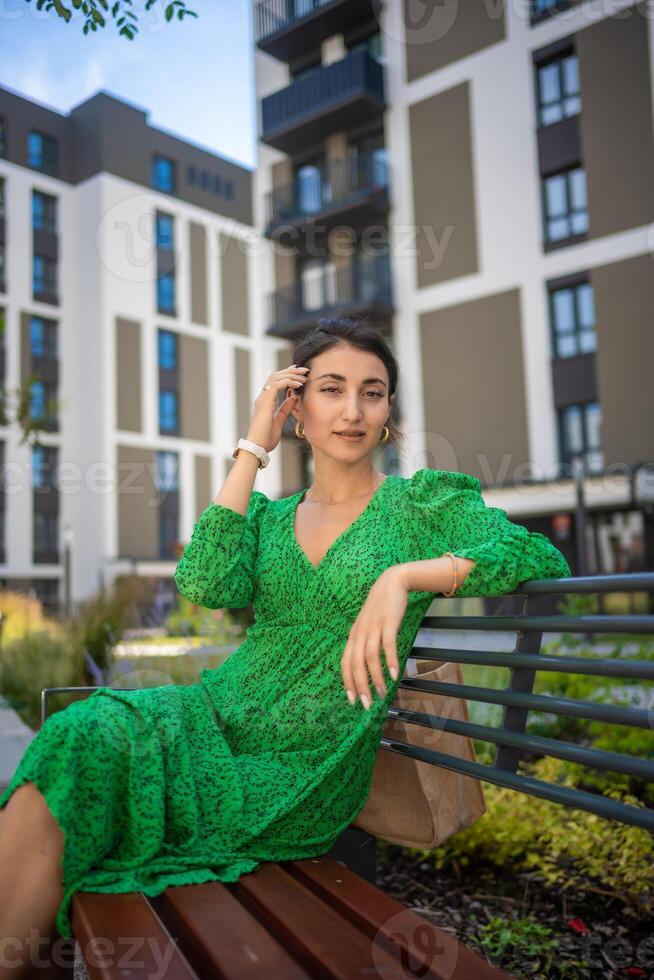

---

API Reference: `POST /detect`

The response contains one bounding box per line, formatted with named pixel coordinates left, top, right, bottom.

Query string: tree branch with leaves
left=23, top=0, right=198, bottom=39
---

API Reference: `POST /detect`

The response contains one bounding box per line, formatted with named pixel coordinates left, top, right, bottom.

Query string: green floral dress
left=0, top=468, right=570, bottom=938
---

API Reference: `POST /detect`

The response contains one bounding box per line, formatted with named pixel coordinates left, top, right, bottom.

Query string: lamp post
left=571, top=454, right=589, bottom=578
left=629, top=462, right=654, bottom=614
left=63, top=523, right=74, bottom=619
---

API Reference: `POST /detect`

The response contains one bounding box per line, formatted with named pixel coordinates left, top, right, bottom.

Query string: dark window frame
left=32, top=189, right=58, bottom=233
left=156, top=272, right=176, bottom=315
left=534, top=46, right=581, bottom=128
left=158, top=389, right=179, bottom=433
left=530, top=0, right=573, bottom=27
left=541, top=164, right=588, bottom=248
left=27, top=129, right=59, bottom=176
left=157, top=328, right=178, bottom=370
left=557, top=401, right=603, bottom=476
left=32, top=254, right=58, bottom=297
left=151, top=154, right=176, bottom=194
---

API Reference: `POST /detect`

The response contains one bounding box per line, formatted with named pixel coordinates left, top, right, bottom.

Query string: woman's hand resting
left=340, top=566, right=408, bottom=710
left=246, top=362, right=310, bottom=453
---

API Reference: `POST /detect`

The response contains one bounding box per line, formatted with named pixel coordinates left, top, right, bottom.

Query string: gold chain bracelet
left=442, top=551, right=459, bottom=597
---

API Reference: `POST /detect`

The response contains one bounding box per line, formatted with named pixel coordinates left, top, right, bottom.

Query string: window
left=30, top=380, right=44, bottom=419
left=300, top=258, right=337, bottom=312
left=159, top=510, right=178, bottom=559
left=0, top=117, right=6, bottom=157
left=158, top=329, right=177, bottom=370
left=34, top=511, right=58, bottom=553
left=542, top=166, right=588, bottom=243
left=32, top=191, right=58, bottom=232
left=295, top=162, right=324, bottom=214
left=293, top=0, right=316, bottom=16
left=0, top=177, right=5, bottom=218
left=531, top=0, right=571, bottom=18
left=348, top=31, right=383, bottom=62
left=29, top=379, right=57, bottom=422
left=559, top=402, right=603, bottom=475
left=27, top=131, right=59, bottom=175
left=151, top=155, right=176, bottom=193
left=32, top=445, right=57, bottom=489
left=157, top=273, right=176, bottom=314
left=159, top=390, right=178, bottom=432
left=30, top=316, right=57, bottom=358
left=33, top=255, right=58, bottom=297
left=549, top=282, right=596, bottom=358
left=536, top=52, right=580, bottom=127
left=0, top=246, right=5, bottom=290
left=155, top=451, right=179, bottom=492
left=156, top=212, right=174, bottom=250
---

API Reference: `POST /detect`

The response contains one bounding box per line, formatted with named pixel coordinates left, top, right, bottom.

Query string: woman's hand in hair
left=247, top=363, right=309, bottom=453
left=340, top=567, right=408, bottom=710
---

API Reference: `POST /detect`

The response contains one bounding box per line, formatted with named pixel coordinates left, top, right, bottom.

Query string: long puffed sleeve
left=174, top=489, right=269, bottom=609
left=407, top=468, right=571, bottom=598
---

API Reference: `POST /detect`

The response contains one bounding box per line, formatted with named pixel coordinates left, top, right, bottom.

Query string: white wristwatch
left=232, top=438, right=270, bottom=469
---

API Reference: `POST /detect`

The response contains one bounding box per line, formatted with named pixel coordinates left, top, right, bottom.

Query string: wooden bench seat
left=71, top=854, right=508, bottom=979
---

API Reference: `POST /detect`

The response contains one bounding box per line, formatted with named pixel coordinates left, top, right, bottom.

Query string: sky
left=0, top=0, right=257, bottom=170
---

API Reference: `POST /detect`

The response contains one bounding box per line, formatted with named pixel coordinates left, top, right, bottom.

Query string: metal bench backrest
left=388, top=571, right=654, bottom=832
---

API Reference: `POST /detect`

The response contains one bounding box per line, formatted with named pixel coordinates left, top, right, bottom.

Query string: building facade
left=253, top=0, right=654, bottom=584
left=0, top=85, right=261, bottom=612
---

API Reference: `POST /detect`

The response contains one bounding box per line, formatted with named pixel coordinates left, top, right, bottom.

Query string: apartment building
left=0, top=85, right=260, bottom=612
left=253, top=0, right=654, bottom=580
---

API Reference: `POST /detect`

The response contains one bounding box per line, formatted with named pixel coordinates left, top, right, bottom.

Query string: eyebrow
left=313, top=372, right=388, bottom=388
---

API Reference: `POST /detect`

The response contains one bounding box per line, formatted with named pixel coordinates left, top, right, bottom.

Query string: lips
left=335, top=431, right=364, bottom=437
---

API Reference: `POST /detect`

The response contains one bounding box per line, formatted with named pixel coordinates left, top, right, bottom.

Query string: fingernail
left=376, top=685, right=386, bottom=698
left=346, top=689, right=355, bottom=704
left=390, top=667, right=398, bottom=681
left=360, top=694, right=370, bottom=710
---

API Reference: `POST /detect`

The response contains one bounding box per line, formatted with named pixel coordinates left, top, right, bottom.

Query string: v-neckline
left=290, top=474, right=394, bottom=574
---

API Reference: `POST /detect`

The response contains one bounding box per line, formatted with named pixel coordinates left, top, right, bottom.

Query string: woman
left=0, top=316, right=570, bottom=974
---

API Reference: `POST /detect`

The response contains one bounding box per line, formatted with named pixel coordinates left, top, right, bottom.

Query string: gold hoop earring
left=379, top=425, right=390, bottom=444
left=295, top=419, right=305, bottom=439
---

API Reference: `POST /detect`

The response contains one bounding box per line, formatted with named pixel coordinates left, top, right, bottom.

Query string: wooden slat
left=285, top=857, right=510, bottom=980
left=233, top=860, right=444, bottom=980
left=71, top=892, right=199, bottom=980
left=151, top=881, right=312, bottom=980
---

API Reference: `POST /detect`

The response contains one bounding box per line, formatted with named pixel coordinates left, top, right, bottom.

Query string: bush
left=413, top=755, right=653, bottom=920
left=0, top=630, right=85, bottom=729
left=0, top=590, right=64, bottom=646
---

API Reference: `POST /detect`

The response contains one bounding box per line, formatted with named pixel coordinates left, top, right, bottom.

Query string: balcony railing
left=255, top=0, right=377, bottom=61
left=261, top=49, right=385, bottom=154
left=267, top=254, right=393, bottom=336
left=265, top=150, right=389, bottom=235
left=256, top=0, right=332, bottom=42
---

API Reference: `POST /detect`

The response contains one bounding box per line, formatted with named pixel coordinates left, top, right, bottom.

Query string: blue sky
left=0, top=0, right=257, bottom=169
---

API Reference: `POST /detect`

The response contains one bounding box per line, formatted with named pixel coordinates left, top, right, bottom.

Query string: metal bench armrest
left=40, top=686, right=101, bottom=726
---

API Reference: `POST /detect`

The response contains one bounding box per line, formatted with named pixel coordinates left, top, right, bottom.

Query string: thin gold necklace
left=305, top=474, right=384, bottom=506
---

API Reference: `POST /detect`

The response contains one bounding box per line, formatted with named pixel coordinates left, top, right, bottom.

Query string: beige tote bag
left=352, top=658, right=487, bottom=849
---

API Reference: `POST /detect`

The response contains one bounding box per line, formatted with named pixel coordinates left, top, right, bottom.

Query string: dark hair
left=291, top=314, right=404, bottom=447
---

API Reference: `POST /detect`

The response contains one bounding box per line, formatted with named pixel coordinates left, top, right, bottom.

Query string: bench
left=39, top=569, right=654, bottom=978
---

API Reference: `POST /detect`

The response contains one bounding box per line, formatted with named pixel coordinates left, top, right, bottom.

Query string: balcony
left=255, top=0, right=379, bottom=62
left=265, top=149, right=389, bottom=241
left=260, top=49, right=385, bottom=155
left=267, top=254, right=393, bottom=339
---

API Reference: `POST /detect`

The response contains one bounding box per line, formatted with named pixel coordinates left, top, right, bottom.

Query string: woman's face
left=289, top=344, right=394, bottom=460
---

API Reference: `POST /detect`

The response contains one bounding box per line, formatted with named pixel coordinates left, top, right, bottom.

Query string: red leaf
left=567, top=918, right=590, bottom=934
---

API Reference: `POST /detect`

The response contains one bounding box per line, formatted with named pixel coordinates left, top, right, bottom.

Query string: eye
left=319, top=387, right=384, bottom=398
